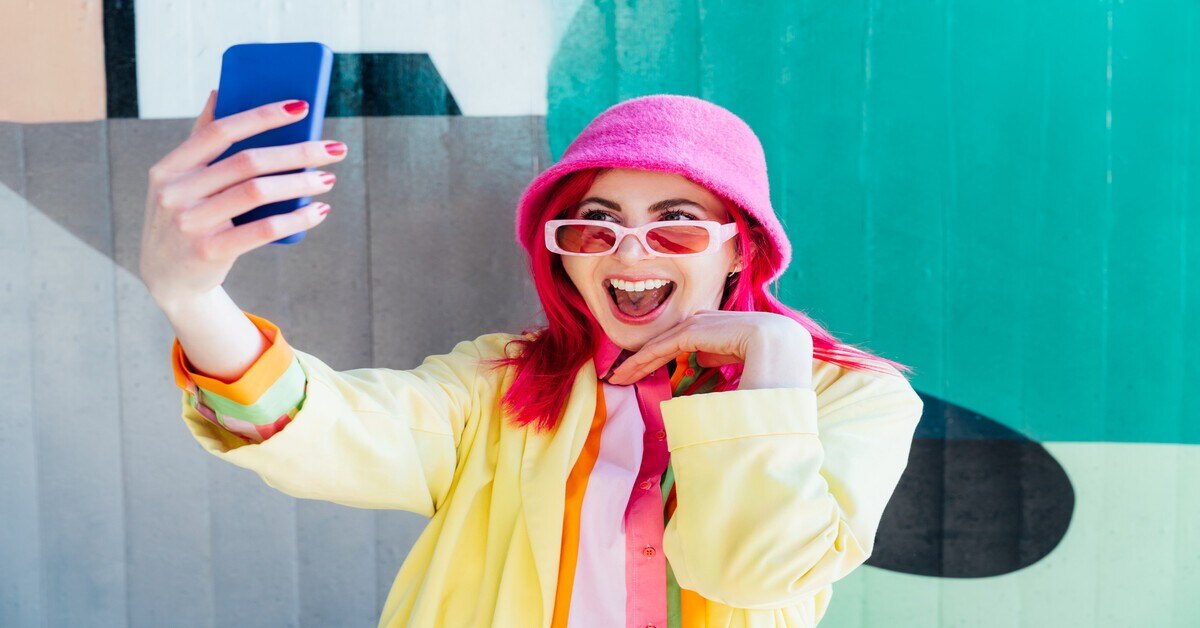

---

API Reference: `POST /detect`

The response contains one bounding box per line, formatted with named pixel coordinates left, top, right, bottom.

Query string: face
left=558, top=168, right=742, bottom=351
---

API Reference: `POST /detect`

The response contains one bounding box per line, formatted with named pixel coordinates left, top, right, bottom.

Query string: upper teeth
left=611, top=278, right=671, bottom=292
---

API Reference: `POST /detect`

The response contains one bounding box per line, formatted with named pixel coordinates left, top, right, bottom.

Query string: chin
left=600, top=313, right=672, bottom=349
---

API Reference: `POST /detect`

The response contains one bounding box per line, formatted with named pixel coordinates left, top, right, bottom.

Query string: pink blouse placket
left=594, top=337, right=674, bottom=628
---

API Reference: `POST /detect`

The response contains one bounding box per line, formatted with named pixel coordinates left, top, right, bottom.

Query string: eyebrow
left=575, top=197, right=711, bottom=215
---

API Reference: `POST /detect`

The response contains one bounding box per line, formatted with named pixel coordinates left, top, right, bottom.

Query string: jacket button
left=639, top=479, right=653, bottom=490
left=684, top=368, right=695, bottom=376
left=643, top=545, right=655, bottom=558
left=654, top=430, right=665, bottom=440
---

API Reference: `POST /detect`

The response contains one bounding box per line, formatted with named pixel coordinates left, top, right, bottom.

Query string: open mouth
left=604, top=279, right=676, bottom=323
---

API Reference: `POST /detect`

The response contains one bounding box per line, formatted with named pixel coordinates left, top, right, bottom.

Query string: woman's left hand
left=607, top=310, right=814, bottom=389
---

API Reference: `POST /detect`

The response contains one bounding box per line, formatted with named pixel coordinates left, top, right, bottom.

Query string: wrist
left=741, top=335, right=813, bottom=390
left=153, top=286, right=225, bottom=321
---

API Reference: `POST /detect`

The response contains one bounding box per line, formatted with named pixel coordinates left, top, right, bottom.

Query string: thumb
left=190, top=89, right=217, bottom=136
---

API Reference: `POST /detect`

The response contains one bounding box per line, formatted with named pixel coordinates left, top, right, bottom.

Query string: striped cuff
left=171, top=312, right=306, bottom=443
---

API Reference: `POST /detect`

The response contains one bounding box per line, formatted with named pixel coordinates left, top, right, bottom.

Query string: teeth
left=610, top=278, right=671, bottom=292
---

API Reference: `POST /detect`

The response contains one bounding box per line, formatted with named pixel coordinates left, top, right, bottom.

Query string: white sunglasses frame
left=544, top=219, right=739, bottom=257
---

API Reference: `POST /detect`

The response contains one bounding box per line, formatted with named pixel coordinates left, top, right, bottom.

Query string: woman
left=141, top=92, right=924, bottom=627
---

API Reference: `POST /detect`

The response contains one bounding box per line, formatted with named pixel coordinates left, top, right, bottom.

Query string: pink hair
left=483, top=167, right=914, bottom=434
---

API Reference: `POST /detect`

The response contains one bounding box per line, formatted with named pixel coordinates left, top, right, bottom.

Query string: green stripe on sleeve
left=195, top=356, right=306, bottom=425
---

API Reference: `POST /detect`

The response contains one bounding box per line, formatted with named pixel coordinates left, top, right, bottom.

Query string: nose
left=613, top=231, right=654, bottom=260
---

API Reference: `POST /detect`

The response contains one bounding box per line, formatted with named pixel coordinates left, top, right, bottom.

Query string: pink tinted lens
left=555, top=223, right=618, bottom=253
left=647, top=224, right=711, bottom=255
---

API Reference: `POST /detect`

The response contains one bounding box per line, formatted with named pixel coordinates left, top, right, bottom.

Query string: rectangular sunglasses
left=545, top=219, right=739, bottom=257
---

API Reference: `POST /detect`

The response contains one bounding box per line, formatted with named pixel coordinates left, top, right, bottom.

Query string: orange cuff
left=171, top=312, right=296, bottom=405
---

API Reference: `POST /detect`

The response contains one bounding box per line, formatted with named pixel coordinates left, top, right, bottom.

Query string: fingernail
left=324, top=141, right=347, bottom=156
left=318, top=171, right=336, bottom=186
left=283, top=100, right=308, bottom=115
left=314, top=202, right=330, bottom=216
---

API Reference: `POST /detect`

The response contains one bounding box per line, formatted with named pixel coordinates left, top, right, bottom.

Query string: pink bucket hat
left=514, top=94, right=791, bottom=282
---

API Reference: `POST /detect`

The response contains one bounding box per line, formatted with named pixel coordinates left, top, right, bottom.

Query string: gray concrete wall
left=0, top=116, right=545, bottom=627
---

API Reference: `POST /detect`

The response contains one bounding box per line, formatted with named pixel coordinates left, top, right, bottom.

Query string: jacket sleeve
left=658, top=362, right=924, bottom=609
left=177, top=317, right=491, bottom=517
left=172, top=313, right=306, bottom=444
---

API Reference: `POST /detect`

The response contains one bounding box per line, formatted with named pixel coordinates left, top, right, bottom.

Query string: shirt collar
left=593, top=333, right=692, bottom=384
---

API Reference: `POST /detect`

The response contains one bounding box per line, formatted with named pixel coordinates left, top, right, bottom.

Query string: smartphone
left=209, top=41, right=333, bottom=244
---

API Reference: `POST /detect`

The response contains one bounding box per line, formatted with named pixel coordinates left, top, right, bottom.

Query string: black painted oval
left=867, top=391, right=1076, bottom=578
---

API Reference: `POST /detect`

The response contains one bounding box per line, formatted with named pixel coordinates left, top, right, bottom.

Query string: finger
left=168, top=139, right=346, bottom=208
left=190, top=89, right=217, bottom=136
left=158, top=98, right=311, bottom=175
left=612, top=345, right=685, bottom=384
left=207, top=202, right=330, bottom=259
left=611, top=321, right=697, bottom=383
left=176, top=169, right=337, bottom=233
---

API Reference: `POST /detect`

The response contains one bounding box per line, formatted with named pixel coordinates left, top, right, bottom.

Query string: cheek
left=676, top=261, right=727, bottom=298
left=560, top=257, right=598, bottom=294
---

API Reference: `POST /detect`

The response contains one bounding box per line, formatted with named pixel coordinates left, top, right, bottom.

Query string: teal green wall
left=549, top=0, right=1199, bottom=446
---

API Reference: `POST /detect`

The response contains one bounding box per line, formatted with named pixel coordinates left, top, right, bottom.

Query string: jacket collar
left=518, top=357, right=600, bottom=625
left=592, top=332, right=694, bottom=384
left=593, top=332, right=631, bottom=382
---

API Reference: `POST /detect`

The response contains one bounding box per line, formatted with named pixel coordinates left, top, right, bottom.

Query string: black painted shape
left=327, top=53, right=462, bottom=117
left=103, top=0, right=138, bottom=118
left=867, top=391, right=1076, bottom=578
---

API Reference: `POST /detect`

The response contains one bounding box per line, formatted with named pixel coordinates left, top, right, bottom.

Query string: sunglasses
left=545, top=219, right=739, bottom=257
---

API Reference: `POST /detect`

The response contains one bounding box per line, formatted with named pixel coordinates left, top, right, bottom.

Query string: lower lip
left=606, top=284, right=674, bottom=325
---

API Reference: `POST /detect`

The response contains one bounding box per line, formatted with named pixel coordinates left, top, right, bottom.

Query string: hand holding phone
left=139, top=90, right=347, bottom=310
left=209, top=41, right=334, bottom=243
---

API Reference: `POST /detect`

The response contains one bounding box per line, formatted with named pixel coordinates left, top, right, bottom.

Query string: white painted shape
left=136, top=0, right=570, bottom=118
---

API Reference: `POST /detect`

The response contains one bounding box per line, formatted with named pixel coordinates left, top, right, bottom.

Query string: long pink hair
left=483, top=167, right=914, bottom=434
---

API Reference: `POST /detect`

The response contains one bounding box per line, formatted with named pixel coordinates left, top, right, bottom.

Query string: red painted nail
left=319, top=172, right=336, bottom=185
left=283, top=100, right=308, bottom=114
left=317, top=203, right=330, bottom=216
left=324, top=141, right=347, bottom=156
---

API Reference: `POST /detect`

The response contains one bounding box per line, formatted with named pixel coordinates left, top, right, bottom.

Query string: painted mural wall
left=1, top=1, right=1196, bottom=626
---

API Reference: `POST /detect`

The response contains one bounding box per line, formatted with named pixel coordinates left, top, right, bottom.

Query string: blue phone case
left=210, top=41, right=333, bottom=244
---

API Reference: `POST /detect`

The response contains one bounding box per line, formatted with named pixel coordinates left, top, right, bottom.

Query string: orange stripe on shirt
left=680, top=588, right=706, bottom=627
left=550, top=382, right=608, bottom=628
left=669, top=353, right=691, bottom=390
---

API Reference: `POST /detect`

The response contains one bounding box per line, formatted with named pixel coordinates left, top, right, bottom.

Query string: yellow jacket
left=180, top=331, right=924, bottom=627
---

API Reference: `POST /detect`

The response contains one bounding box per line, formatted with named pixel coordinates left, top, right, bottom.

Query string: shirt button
left=654, top=430, right=665, bottom=440
left=643, top=545, right=655, bottom=558
left=639, top=479, right=653, bottom=490
left=685, top=368, right=695, bottom=376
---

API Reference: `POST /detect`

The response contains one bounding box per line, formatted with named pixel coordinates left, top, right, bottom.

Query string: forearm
left=158, top=285, right=269, bottom=381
